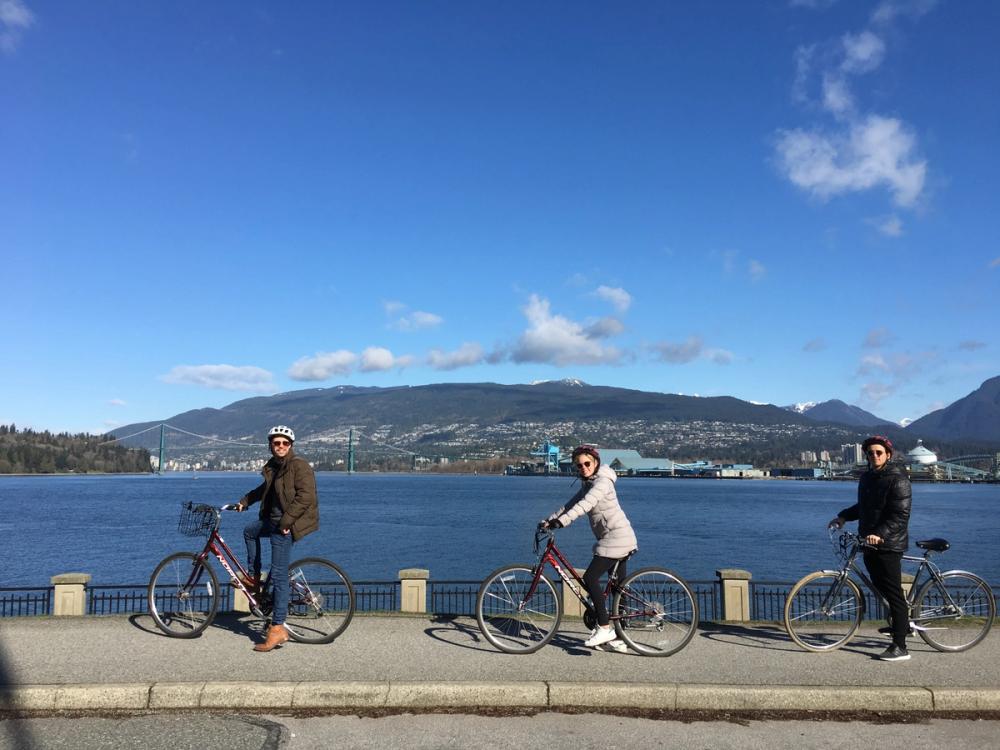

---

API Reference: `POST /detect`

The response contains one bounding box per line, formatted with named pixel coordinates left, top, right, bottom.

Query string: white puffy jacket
left=548, top=464, right=638, bottom=558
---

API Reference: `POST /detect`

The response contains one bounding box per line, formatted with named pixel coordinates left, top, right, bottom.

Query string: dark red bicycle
left=147, top=502, right=355, bottom=643
left=476, top=528, right=699, bottom=655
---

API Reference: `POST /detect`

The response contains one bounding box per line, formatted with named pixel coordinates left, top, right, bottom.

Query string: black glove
left=548, top=518, right=563, bottom=529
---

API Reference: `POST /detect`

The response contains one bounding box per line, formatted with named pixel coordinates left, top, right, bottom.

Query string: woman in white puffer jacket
left=541, top=446, right=638, bottom=650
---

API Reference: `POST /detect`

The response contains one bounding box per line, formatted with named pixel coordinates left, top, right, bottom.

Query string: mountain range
left=111, top=376, right=1000, bottom=464
left=783, top=400, right=894, bottom=428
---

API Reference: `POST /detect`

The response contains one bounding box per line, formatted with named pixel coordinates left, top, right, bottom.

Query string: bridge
left=102, top=423, right=430, bottom=473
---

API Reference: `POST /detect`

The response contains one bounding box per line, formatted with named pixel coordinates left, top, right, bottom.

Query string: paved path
left=1, top=614, right=998, bottom=713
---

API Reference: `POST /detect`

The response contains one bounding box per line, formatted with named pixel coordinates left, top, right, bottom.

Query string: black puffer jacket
left=839, top=463, right=911, bottom=553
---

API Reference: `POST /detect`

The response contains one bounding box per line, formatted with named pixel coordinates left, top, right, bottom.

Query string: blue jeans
left=243, top=518, right=293, bottom=626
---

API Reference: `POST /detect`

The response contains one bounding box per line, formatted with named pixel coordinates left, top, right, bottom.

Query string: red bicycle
left=147, top=502, right=355, bottom=643
left=476, top=528, right=699, bottom=655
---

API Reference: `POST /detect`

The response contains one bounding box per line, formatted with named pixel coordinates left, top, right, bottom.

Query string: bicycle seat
left=916, top=538, right=950, bottom=552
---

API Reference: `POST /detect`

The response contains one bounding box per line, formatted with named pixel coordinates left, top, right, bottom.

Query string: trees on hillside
left=0, top=425, right=152, bottom=474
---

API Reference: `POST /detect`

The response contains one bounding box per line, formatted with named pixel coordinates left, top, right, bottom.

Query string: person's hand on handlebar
left=828, top=516, right=845, bottom=530
left=864, top=534, right=883, bottom=546
left=538, top=519, right=562, bottom=530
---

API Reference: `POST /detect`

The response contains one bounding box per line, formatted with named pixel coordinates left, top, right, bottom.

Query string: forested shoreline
left=0, top=425, right=152, bottom=474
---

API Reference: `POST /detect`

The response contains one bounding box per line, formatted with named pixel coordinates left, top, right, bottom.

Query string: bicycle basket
left=178, top=502, right=214, bottom=537
left=832, top=530, right=855, bottom=566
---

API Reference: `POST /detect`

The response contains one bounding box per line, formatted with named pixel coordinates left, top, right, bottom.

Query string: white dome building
left=906, top=440, right=937, bottom=466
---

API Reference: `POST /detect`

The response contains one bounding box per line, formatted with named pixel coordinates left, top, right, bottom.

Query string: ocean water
left=3, top=473, right=999, bottom=587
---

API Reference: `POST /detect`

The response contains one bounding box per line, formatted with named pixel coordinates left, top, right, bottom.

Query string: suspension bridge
left=102, top=424, right=433, bottom=474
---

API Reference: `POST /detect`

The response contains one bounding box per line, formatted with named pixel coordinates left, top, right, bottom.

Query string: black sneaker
left=878, top=644, right=911, bottom=662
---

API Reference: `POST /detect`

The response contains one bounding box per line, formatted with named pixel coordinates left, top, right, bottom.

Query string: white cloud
left=748, top=259, right=767, bottom=282
left=840, top=30, right=886, bottom=74
left=863, top=327, right=893, bottom=348
left=860, top=381, right=893, bottom=405
left=858, top=353, right=890, bottom=374
left=585, top=317, right=625, bottom=339
left=427, top=343, right=485, bottom=371
left=391, top=310, right=443, bottom=332
left=0, top=0, right=34, bottom=54
left=287, top=350, right=357, bottom=381
left=161, top=364, right=277, bottom=392
left=594, top=285, right=632, bottom=313
left=821, top=73, right=854, bottom=117
left=651, top=337, right=703, bottom=365
left=510, top=294, right=623, bottom=366
left=957, top=340, right=986, bottom=351
left=108, top=399, right=127, bottom=407
left=776, top=115, right=926, bottom=207
left=803, top=338, right=827, bottom=352
left=649, top=337, right=735, bottom=366
left=871, top=0, right=938, bottom=26
left=360, top=347, right=413, bottom=372
left=872, top=214, right=904, bottom=237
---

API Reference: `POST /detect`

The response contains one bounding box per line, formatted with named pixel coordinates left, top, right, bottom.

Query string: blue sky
left=3, top=0, right=998, bottom=435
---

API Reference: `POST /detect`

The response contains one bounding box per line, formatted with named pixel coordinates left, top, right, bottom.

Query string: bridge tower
left=158, top=424, right=166, bottom=475
left=348, top=428, right=356, bottom=474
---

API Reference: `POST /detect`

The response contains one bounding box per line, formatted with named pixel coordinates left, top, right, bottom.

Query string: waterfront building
left=841, top=443, right=864, bottom=466
left=906, top=439, right=937, bottom=466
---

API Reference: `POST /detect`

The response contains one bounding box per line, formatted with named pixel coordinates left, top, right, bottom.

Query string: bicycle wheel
left=914, top=571, right=996, bottom=652
left=476, top=565, right=561, bottom=654
left=147, top=552, right=219, bottom=638
left=784, top=571, right=863, bottom=652
left=282, top=558, right=356, bottom=644
left=612, top=567, right=699, bottom=657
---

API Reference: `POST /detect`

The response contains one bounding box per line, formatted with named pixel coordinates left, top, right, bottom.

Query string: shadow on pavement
left=0, top=627, right=39, bottom=748
left=424, top=615, right=597, bottom=656
left=128, top=611, right=266, bottom=642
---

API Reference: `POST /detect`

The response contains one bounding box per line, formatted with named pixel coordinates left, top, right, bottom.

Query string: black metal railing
left=0, top=587, right=52, bottom=617
left=3, top=580, right=997, bottom=621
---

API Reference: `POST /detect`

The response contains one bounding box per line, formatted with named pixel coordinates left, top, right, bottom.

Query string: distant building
left=906, top=440, right=937, bottom=466
left=841, top=443, right=864, bottom=466
left=819, top=450, right=831, bottom=462
left=800, top=451, right=817, bottom=463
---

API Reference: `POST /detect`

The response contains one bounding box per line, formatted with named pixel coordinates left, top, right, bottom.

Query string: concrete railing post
left=50, top=573, right=91, bottom=616
left=716, top=568, right=752, bottom=622
left=563, top=569, right=587, bottom=620
left=233, top=573, right=268, bottom=614
left=399, top=568, right=429, bottom=613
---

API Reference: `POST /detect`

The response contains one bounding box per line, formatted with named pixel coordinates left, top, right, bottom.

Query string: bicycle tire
left=282, top=557, right=356, bottom=644
left=611, top=567, right=698, bottom=657
left=784, top=571, right=863, bottom=652
left=147, top=552, right=219, bottom=638
left=476, top=565, right=561, bottom=654
left=913, top=571, right=996, bottom=652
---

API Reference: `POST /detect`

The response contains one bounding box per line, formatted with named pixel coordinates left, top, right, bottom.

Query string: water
left=3, top=473, right=999, bottom=587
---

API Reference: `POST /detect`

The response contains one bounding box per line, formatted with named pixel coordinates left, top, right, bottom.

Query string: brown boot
left=253, top=624, right=289, bottom=652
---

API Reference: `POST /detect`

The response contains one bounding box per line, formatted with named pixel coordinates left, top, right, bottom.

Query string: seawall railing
left=6, top=569, right=996, bottom=623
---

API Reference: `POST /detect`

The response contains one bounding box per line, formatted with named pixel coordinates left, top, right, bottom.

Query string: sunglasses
left=271, top=439, right=291, bottom=447
left=865, top=449, right=886, bottom=456
left=574, top=459, right=594, bottom=469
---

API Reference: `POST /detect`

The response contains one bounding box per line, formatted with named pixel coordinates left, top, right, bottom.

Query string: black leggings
left=583, top=555, right=628, bottom=627
left=864, top=550, right=909, bottom=647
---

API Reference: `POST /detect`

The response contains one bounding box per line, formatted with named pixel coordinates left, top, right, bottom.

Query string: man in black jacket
left=830, top=435, right=912, bottom=662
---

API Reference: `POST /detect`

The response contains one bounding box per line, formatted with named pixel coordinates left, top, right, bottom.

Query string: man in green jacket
left=236, top=425, right=319, bottom=652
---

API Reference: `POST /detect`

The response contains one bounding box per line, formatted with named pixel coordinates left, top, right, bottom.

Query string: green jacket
left=240, top=451, right=319, bottom=542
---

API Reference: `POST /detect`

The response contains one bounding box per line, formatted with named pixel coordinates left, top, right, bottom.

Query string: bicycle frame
left=824, top=533, right=963, bottom=625
left=526, top=531, right=624, bottom=621
left=186, top=508, right=267, bottom=615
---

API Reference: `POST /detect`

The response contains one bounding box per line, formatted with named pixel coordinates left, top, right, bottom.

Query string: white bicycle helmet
left=267, top=425, right=295, bottom=443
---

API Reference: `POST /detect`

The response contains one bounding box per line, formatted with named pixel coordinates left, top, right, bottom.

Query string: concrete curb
left=3, top=682, right=1000, bottom=713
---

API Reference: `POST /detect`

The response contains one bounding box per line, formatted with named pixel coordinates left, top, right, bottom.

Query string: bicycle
left=475, top=528, right=699, bottom=656
left=784, top=529, right=995, bottom=652
left=148, top=502, right=355, bottom=643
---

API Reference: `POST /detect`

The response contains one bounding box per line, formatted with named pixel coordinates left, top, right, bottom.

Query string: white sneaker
left=584, top=626, right=616, bottom=648
left=599, top=639, right=628, bottom=653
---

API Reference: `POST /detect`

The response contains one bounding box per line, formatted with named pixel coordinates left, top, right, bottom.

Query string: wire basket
left=178, top=502, right=214, bottom=537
